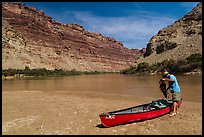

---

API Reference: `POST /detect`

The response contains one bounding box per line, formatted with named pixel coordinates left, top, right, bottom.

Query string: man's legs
left=170, top=102, right=177, bottom=116
left=173, top=101, right=178, bottom=113
left=170, top=92, right=180, bottom=116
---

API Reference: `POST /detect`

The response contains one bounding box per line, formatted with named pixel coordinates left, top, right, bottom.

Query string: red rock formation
left=2, top=2, right=143, bottom=72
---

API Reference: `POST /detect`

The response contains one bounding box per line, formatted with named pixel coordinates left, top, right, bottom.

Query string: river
left=2, top=74, right=202, bottom=103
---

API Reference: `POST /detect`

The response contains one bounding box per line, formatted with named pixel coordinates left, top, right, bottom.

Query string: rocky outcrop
left=140, top=2, right=202, bottom=65
left=2, top=2, right=144, bottom=72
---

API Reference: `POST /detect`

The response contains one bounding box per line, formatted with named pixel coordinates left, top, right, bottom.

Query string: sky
left=24, top=2, right=199, bottom=49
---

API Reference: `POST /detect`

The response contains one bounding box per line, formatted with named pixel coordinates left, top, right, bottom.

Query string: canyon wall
left=2, top=2, right=144, bottom=72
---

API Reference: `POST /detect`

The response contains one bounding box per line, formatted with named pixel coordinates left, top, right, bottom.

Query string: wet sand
left=2, top=90, right=202, bottom=135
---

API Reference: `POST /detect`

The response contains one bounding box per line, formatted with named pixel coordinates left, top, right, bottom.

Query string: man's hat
left=162, top=71, right=169, bottom=78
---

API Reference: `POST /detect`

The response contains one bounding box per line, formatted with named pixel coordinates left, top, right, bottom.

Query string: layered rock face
left=2, top=2, right=144, bottom=72
left=138, top=2, right=202, bottom=65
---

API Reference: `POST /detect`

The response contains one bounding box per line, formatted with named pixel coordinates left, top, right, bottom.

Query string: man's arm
left=162, top=78, right=174, bottom=82
left=162, top=76, right=174, bottom=91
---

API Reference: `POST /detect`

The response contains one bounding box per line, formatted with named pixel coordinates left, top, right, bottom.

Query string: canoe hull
left=99, top=99, right=182, bottom=127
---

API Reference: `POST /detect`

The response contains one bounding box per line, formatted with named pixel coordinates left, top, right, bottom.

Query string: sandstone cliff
left=2, top=2, right=144, bottom=72
left=137, top=2, right=202, bottom=65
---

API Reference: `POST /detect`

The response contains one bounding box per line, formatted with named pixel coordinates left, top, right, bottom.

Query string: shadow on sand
left=95, top=124, right=108, bottom=128
left=96, top=120, right=147, bottom=128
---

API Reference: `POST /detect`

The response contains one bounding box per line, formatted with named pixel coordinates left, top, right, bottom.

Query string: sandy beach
left=2, top=89, right=202, bottom=135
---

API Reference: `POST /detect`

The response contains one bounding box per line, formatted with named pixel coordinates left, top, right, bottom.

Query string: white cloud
left=54, top=10, right=177, bottom=49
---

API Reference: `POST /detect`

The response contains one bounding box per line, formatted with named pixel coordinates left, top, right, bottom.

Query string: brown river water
left=2, top=74, right=202, bottom=103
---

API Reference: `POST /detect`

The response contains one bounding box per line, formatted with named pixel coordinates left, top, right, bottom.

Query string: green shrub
left=186, top=53, right=202, bottom=64
left=121, top=53, right=202, bottom=75
left=136, top=62, right=150, bottom=72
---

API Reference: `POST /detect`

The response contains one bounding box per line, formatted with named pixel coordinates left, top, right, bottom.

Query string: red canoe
left=99, top=99, right=182, bottom=127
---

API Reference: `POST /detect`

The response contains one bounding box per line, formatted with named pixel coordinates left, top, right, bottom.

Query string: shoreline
left=2, top=71, right=202, bottom=81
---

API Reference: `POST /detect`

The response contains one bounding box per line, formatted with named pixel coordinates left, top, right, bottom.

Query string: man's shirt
left=168, top=75, right=181, bottom=93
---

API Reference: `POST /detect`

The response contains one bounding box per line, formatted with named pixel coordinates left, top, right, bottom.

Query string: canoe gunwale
left=99, top=99, right=173, bottom=116
left=99, top=105, right=170, bottom=116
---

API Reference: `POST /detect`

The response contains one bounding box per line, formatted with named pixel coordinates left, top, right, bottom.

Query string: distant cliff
left=137, top=2, right=202, bottom=65
left=2, top=2, right=144, bottom=72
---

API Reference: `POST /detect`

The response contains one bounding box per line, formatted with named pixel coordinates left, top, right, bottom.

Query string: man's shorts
left=172, top=92, right=182, bottom=102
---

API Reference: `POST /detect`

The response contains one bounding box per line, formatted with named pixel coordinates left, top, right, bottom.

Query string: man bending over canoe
left=161, top=69, right=182, bottom=116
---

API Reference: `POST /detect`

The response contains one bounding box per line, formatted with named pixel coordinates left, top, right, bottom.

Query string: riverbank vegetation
left=120, top=53, right=202, bottom=74
left=2, top=66, right=115, bottom=79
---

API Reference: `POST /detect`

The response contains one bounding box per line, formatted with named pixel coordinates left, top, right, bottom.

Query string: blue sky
left=24, top=2, right=199, bottom=49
